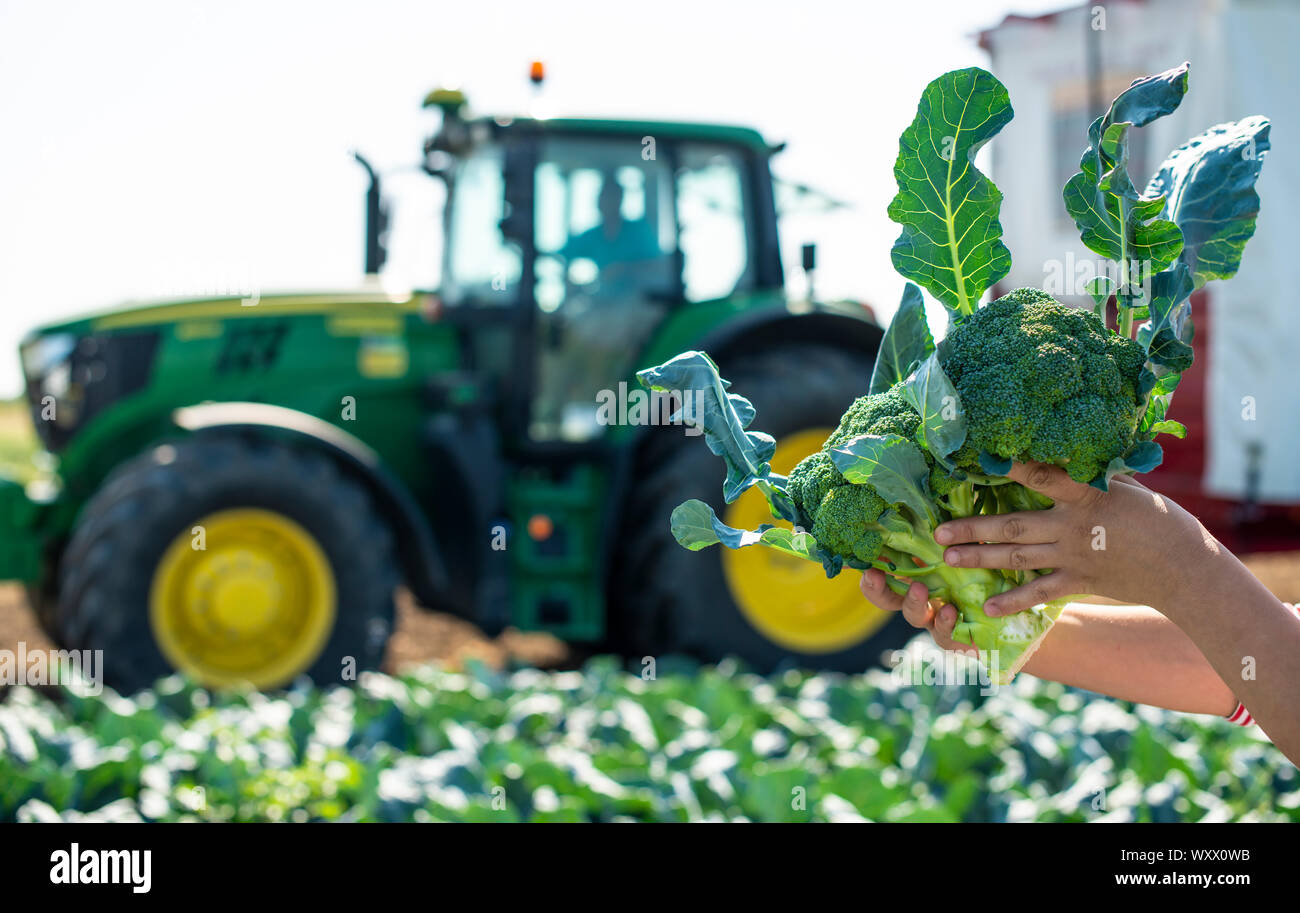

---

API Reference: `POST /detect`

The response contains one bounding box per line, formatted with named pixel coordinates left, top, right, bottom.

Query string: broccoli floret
left=940, top=288, right=1147, bottom=483
left=807, top=468, right=888, bottom=565
left=788, top=389, right=946, bottom=573
left=823, top=387, right=922, bottom=449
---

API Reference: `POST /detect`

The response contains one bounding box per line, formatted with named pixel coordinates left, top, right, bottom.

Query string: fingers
left=982, top=571, right=1080, bottom=617
left=860, top=573, right=934, bottom=629
left=942, top=542, right=1058, bottom=571
left=859, top=569, right=906, bottom=612
left=861, top=573, right=979, bottom=657
left=898, top=581, right=934, bottom=628
left=930, top=603, right=977, bottom=656
left=1005, top=461, right=1097, bottom=504
left=934, top=510, right=1053, bottom=546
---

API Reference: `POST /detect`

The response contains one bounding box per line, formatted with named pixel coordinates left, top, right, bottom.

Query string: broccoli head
left=788, top=387, right=944, bottom=570
left=940, top=287, right=1147, bottom=483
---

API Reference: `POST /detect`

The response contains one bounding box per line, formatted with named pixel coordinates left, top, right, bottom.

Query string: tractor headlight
left=21, top=329, right=160, bottom=451
left=20, top=333, right=77, bottom=388
left=20, top=333, right=80, bottom=441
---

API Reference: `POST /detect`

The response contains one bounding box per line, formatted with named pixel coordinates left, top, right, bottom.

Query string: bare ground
left=0, top=585, right=575, bottom=677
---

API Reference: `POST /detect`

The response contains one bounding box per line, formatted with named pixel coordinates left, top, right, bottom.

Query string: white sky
left=0, top=0, right=1070, bottom=395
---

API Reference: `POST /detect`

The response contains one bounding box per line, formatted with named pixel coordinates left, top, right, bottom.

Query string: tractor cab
left=420, top=85, right=785, bottom=448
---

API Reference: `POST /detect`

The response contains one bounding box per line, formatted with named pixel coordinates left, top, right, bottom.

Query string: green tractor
left=0, top=82, right=906, bottom=692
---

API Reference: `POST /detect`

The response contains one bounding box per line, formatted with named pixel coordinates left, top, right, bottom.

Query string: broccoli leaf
left=1147, top=420, right=1187, bottom=439
left=1139, top=262, right=1196, bottom=374
left=1147, top=116, right=1271, bottom=289
left=901, top=350, right=966, bottom=471
left=869, top=283, right=934, bottom=395
left=977, top=451, right=1013, bottom=476
left=830, top=434, right=936, bottom=526
left=669, top=499, right=821, bottom=562
left=637, top=351, right=797, bottom=522
left=1090, top=440, right=1164, bottom=491
left=1063, top=65, right=1189, bottom=292
left=887, top=68, right=1013, bottom=316
left=1083, top=275, right=1114, bottom=322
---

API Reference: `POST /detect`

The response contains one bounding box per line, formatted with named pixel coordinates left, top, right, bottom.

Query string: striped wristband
left=1226, top=601, right=1298, bottom=726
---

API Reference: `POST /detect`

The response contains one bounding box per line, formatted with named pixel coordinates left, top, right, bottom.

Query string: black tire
left=51, top=434, right=400, bottom=693
left=612, top=343, right=914, bottom=673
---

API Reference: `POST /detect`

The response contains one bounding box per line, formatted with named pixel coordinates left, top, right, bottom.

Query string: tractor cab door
left=438, top=132, right=761, bottom=445
left=528, top=136, right=678, bottom=443
left=528, top=136, right=758, bottom=443
left=438, top=140, right=526, bottom=392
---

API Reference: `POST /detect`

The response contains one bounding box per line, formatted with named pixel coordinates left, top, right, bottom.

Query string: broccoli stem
left=941, top=480, right=978, bottom=518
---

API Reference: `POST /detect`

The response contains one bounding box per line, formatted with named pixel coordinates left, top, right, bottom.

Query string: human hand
left=859, top=570, right=977, bottom=656
left=932, top=461, right=1210, bottom=618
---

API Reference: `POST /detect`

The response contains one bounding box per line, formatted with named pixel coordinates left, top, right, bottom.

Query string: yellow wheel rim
left=149, top=508, right=336, bottom=688
left=721, top=428, right=892, bottom=653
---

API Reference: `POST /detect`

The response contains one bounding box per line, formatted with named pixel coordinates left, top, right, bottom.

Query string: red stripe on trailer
left=1141, top=290, right=1300, bottom=554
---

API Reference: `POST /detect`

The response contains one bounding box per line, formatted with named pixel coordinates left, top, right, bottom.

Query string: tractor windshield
left=438, top=130, right=767, bottom=443
left=442, top=143, right=522, bottom=306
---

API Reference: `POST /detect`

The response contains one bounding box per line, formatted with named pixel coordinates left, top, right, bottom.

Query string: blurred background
left=1, top=0, right=1298, bottom=822
left=0, top=0, right=1071, bottom=395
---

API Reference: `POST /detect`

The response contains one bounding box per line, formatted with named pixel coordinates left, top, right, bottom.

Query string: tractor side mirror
left=802, top=242, right=817, bottom=300
left=352, top=151, right=389, bottom=275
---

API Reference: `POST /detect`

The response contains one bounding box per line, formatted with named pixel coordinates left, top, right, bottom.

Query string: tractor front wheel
left=51, top=435, right=400, bottom=692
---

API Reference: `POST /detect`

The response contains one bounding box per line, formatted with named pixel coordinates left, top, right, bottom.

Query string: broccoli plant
left=637, top=64, right=1270, bottom=684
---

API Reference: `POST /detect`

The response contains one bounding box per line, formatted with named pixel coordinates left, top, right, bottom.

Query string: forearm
left=1023, top=602, right=1237, bottom=716
left=1158, top=543, right=1300, bottom=765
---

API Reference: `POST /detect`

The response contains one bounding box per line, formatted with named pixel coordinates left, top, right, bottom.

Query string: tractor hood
left=18, top=286, right=427, bottom=453
left=23, top=286, right=423, bottom=341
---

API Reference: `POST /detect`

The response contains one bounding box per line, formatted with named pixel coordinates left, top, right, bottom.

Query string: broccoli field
left=3, top=644, right=1296, bottom=823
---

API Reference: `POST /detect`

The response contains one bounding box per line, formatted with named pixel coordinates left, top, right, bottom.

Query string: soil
left=0, top=585, right=576, bottom=677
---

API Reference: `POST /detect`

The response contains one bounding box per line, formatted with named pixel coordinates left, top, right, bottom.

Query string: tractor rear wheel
left=613, top=343, right=914, bottom=673
left=52, top=435, right=399, bottom=692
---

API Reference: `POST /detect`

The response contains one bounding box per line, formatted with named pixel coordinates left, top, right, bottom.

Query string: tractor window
left=529, top=137, right=676, bottom=442
left=442, top=144, right=522, bottom=306
left=675, top=144, right=754, bottom=302
left=534, top=144, right=678, bottom=308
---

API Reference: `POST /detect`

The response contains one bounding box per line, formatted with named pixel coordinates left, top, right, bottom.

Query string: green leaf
left=900, top=351, right=966, bottom=470
left=869, top=283, right=934, bottom=395
left=1136, top=264, right=1194, bottom=448
left=1062, top=65, right=1189, bottom=285
left=1090, top=441, right=1164, bottom=491
left=1148, top=420, right=1186, bottom=439
left=637, top=351, right=796, bottom=521
left=829, top=433, right=935, bottom=525
left=1083, top=275, right=1114, bottom=321
left=1138, top=345, right=1189, bottom=439
left=1147, top=116, right=1270, bottom=289
left=977, top=450, right=1012, bottom=476
left=1139, top=262, right=1196, bottom=374
left=888, top=68, right=1013, bottom=316
left=669, top=500, right=821, bottom=562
